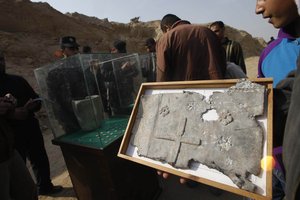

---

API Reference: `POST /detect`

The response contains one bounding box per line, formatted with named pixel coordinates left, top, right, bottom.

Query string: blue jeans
left=272, top=168, right=285, bottom=200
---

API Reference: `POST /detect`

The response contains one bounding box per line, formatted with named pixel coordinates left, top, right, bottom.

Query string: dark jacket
left=221, top=37, right=246, bottom=74
left=283, top=56, right=300, bottom=200
left=0, top=117, right=14, bottom=163
left=0, top=73, right=41, bottom=141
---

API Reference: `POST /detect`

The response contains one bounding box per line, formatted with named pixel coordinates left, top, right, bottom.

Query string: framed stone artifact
left=118, top=78, right=273, bottom=200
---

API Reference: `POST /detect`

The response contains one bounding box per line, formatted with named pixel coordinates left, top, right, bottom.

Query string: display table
left=52, top=117, right=160, bottom=200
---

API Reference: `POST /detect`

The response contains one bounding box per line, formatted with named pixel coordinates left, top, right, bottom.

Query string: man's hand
left=157, top=171, right=187, bottom=184
left=23, top=98, right=41, bottom=112
left=0, top=94, right=16, bottom=115
left=11, top=107, right=29, bottom=120
left=121, top=61, right=130, bottom=70
left=0, top=99, right=15, bottom=115
left=4, top=93, right=17, bottom=105
left=89, top=59, right=100, bottom=74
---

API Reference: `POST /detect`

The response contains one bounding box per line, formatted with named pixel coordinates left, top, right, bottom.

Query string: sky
left=30, top=0, right=278, bottom=41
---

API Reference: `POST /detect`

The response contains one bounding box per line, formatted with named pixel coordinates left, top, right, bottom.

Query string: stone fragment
left=131, top=80, right=266, bottom=192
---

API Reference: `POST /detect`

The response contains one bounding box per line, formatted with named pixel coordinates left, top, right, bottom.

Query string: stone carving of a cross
left=155, top=117, right=201, bottom=164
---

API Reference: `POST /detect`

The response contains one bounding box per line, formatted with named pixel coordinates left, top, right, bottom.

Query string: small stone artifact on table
left=131, top=79, right=266, bottom=192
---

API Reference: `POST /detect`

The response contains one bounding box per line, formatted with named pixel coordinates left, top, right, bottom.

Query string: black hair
left=145, top=38, right=156, bottom=47
left=60, top=36, right=80, bottom=49
left=61, top=46, right=79, bottom=51
left=82, top=46, right=92, bottom=53
left=113, top=40, right=127, bottom=53
left=160, top=14, right=181, bottom=33
left=209, top=21, right=225, bottom=29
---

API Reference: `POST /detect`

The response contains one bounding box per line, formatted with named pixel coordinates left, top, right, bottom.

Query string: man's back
left=156, top=21, right=225, bottom=81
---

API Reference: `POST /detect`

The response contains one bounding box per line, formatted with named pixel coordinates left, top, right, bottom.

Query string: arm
left=156, top=67, right=166, bottom=82
left=120, top=61, right=139, bottom=77
left=11, top=77, right=41, bottom=120
left=19, top=77, right=41, bottom=112
left=257, top=54, right=265, bottom=78
left=0, top=94, right=26, bottom=120
left=232, top=42, right=247, bottom=74
left=7, top=99, right=40, bottom=120
left=156, top=37, right=169, bottom=82
left=0, top=96, right=16, bottom=163
left=206, top=34, right=225, bottom=79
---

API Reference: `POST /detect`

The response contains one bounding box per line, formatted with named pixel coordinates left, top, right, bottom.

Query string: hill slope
left=0, top=0, right=265, bottom=87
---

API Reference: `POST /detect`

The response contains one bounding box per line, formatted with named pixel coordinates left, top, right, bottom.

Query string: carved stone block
left=131, top=79, right=265, bottom=192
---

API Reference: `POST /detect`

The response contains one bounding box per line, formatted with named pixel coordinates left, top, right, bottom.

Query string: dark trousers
left=0, top=150, right=38, bottom=200
left=15, top=124, right=52, bottom=190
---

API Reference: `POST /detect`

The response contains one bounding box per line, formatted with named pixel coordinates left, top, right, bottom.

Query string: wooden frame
left=118, top=78, right=273, bottom=200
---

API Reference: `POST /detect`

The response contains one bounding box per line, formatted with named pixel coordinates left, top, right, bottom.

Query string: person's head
left=255, top=0, right=300, bottom=29
left=82, top=46, right=92, bottom=53
left=111, top=40, right=127, bottom=53
left=160, top=14, right=181, bottom=33
left=145, top=38, right=156, bottom=52
left=59, top=36, right=80, bottom=57
left=0, top=51, right=5, bottom=75
left=209, top=21, right=225, bottom=40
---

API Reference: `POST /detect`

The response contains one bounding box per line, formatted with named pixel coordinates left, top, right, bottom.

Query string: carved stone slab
left=131, top=79, right=265, bottom=192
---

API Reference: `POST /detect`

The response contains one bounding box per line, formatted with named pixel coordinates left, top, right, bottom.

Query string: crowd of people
left=1, top=0, right=299, bottom=199
left=156, top=2, right=300, bottom=200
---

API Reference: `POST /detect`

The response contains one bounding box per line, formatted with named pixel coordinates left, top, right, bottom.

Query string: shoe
left=38, top=185, right=63, bottom=195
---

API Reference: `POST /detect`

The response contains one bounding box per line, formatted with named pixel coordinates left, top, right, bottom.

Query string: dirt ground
left=36, top=57, right=259, bottom=200
left=245, top=56, right=260, bottom=79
